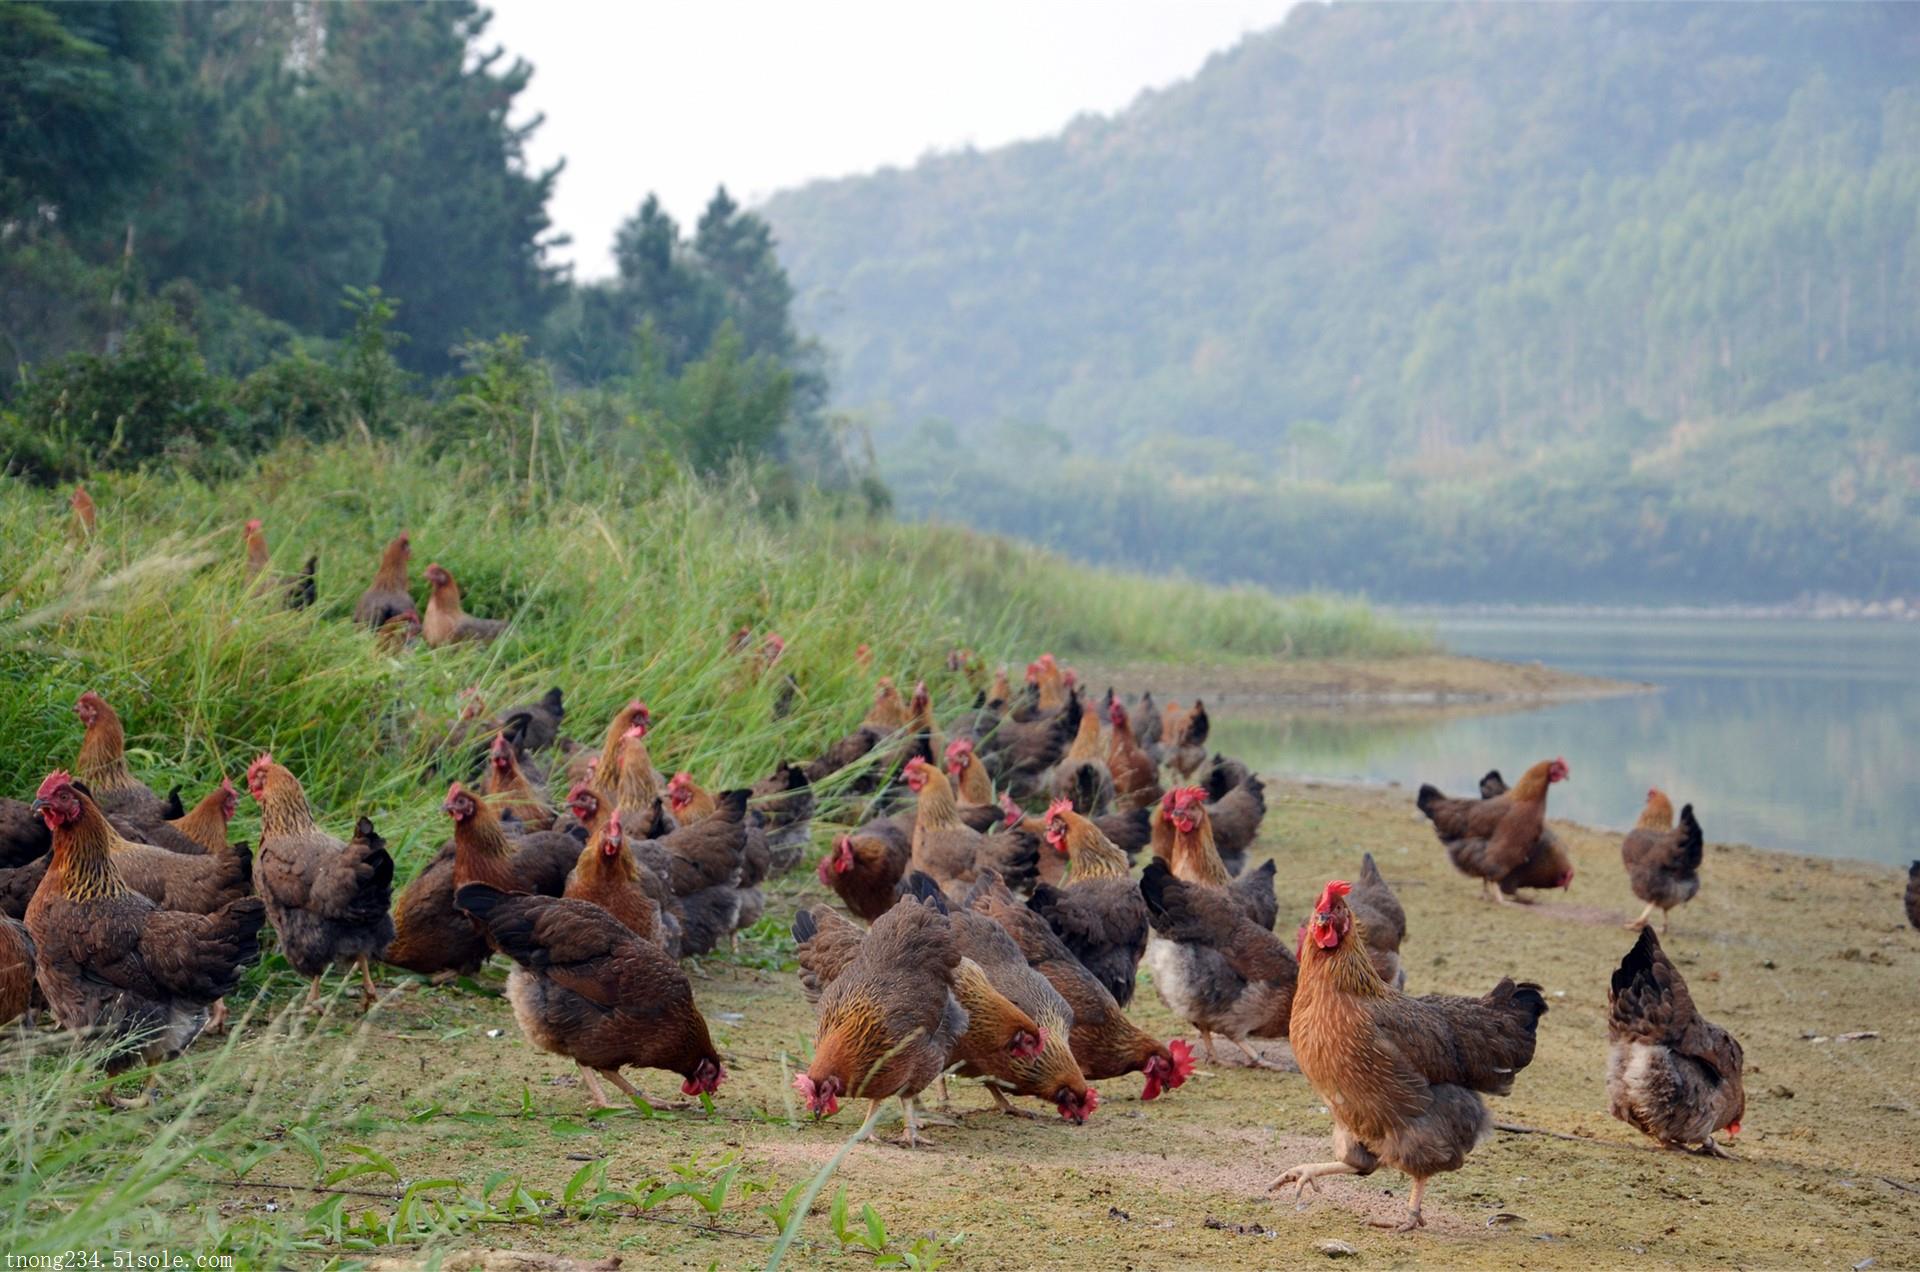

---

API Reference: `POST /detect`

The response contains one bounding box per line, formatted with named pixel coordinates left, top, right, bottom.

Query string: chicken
left=793, top=902, right=1065, bottom=1120
left=1163, top=700, right=1210, bottom=780
left=636, top=785, right=751, bottom=957
left=2, top=798, right=53, bottom=869
left=562, top=784, right=684, bottom=956
left=565, top=808, right=668, bottom=948
left=353, top=532, right=415, bottom=629
left=1201, top=767, right=1267, bottom=876
left=1622, top=790, right=1704, bottom=933
left=243, top=518, right=316, bottom=610
left=72, top=691, right=169, bottom=822
left=965, top=871, right=1194, bottom=1100
left=26, top=771, right=266, bottom=1104
left=1607, top=927, right=1744, bottom=1157
left=1131, top=690, right=1162, bottom=756
left=1, top=915, right=36, bottom=1028
left=944, top=739, right=996, bottom=807
left=248, top=755, right=395, bottom=1010
left=904, top=873, right=1097, bottom=1122
left=1105, top=696, right=1163, bottom=812
left=1140, top=860, right=1296, bottom=1068
left=1350, top=853, right=1408, bottom=990
left=903, top=757, right=1036, bottom=897
left=1476, top=768, right=1576, bottom=899
left=486, top=732, right=554, bottom=832
left=422, top=562, right=507, bottom=647
left=793, top=892, right=968, bottom=1146
left=160, top=778, right=241, bottom=855
left=665, top=771, right=717, bottom=824
left=864, top=676, right=909, bottom=731
left=1025, top=802, right=1147, bottom=1006
left=456, top=883, right=725, bottom=1109
left=1272, top=880, right=1548, bottom=1232
left=748, top=761, right=815, bottom=875
left=986, top=665, right=1012, bottom=712
left=102, top=806, right=253, bottom=918
left=1416, top=759, right=1573, bottom=902
left=70, top=484, right=97, bottom=537
left=1, top=854, right=47, bottom=921
left=817, top=829, right=911, bottom=923
left=591, top=700, right=655, bottom=793
left=1028, top=654, right=1070, bottom=713
left=981, top=690, right=1081, bottom=801
left=1909, top=861, right=1920, bottom=931
left=1153, top=788, right=1278, bottom=930
left=1050, top=705, right=1115, bottom=815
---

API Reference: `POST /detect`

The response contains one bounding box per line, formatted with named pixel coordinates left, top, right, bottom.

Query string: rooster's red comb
left=1045, top=799, right=1074, bottom=823
left=35, top=770, right=74, bottom=801
left=1315, top=880, right=1353, bottom=912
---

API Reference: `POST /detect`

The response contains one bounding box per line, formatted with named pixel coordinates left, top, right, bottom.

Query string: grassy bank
left=0, top=436, right=1430, bottom=1264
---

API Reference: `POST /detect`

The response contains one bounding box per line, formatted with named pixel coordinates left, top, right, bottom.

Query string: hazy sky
left=484, top=0, right=1297, bottom=280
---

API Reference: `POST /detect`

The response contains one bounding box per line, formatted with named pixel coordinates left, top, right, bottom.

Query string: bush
left=3, top=317, right=237, bottom=484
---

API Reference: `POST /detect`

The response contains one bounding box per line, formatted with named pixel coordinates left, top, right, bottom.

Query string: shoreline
left=1081, top=652, right=1649, bottom=706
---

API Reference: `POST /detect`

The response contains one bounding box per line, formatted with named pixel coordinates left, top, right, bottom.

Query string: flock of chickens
left=6, top=514, right=1909, bottom=1237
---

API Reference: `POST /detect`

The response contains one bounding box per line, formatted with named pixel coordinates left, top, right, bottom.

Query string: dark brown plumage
left=1607, top=927, right=1744, bottom=1156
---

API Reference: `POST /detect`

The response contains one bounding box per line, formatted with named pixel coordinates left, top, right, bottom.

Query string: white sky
left=484, top=0, right=1298, bottom=280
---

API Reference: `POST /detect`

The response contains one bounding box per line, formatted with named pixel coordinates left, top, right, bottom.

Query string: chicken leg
left=1198, top=1028, right=1219, bottom=1064
left=205, top=997, right=230, bottom=1035
left=105, top=1073, right=160, bottom=1111
left=1268, top=1159, right=1358, bottom=1205
left=988, top=1086, right=1040, bottom=1119
left=578, top=1063, right=619, bottom=1109
left=303, top=975, right=325, bottom=1012
left=1367, top=1177, right=1426, bottom=1231
left=357, top=954, right=380, bottom=1011
left=1225, top=1036, right=1285, bottom=1070
left=1625, top=901, right=1657, bottom=930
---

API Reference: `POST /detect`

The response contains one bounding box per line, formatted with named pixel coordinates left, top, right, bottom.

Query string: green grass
left=0, top=432, right=1424, bottom=1264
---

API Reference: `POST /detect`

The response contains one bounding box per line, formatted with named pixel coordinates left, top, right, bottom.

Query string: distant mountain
left=763, top=3, right=1920, bottom=602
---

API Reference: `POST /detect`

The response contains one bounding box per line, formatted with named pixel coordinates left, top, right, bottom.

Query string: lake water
left=1209, top=614, right=1920, bottom=867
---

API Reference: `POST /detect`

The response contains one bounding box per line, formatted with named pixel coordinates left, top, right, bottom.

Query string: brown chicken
left=1153, top=789, right=1278, bottom=930
left=162, top=779, right=241, bottom=855
left=73, top=692, right=169, bottom=822
left=793, top=903, right=1059, bottom=1119
left=1163, top=700, right=1210, bottom=780
left=965, top=871, right=1194, bottom=1100
left=1025, top=802, right=1148, bottom=1007
left=1622, top=790, right=1704, bottom=932
left=249, top=755, right=396, bottom=1009
left=1050, top=705, right=1114, bottom=815
left=243, top=518, right=316, bottom=610
left=1350, top=853, right=1408, bottom=990
left=1140, top=859, right=1296, bottom=1068
left=1417, top=759, right=1573, bottom=902
left=903, top=873, right=1097, bottom=1122
left=1607, top=927, right=1744, bottom=1158
left=982, top=689, right=1082, bottom=801
left=665, top=771, right=718, bottom=824
left=864, top=677, right=909, bottom=731
left=817, top=829, right=912, bottom=922
left=1, top=915, right=36, bottom=1028
left=944, top=739, right=996, bottom=806
left=27, top=772, right=267, bottom=1104
left=383, top=782, right=579, bottom=978
left=1, top=797, right=51, bottom=868
left=456, top=882, right=725, bottom=1109
left=562, top=784, right=684, bottom=956
left=1201, top=767, right=1268, bottom=876
left=423, top=563, right=507, bottom=647
left=590, top=700, right=653, bottom=790
left=102, top=805, right=253, bottom=918
left=748, top=761, right=816, bottom=875
left=486, top=733, right=554, bottom=831
left=1105, top=696, right=1163, bottom=812
left=793, top=892, right=968, bottom=1146
left=903, top=757, right=1036, bottom=897
left=353, top=532, right=414, bottom=629
left=70, top=484, right=97, bottom=537
left=1273, top=880, right=1548, bottom=1231
left=1908, top=861, right=1919, bottom=931
left=565, top=808, right=667, bottom=947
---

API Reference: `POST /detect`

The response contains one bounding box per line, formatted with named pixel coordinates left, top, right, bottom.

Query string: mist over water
left=1212, top=615, right=1920, bottom=867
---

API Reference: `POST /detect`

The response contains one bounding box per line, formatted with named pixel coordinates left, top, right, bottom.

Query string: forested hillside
left=764, top=3, right=1920, bottom=602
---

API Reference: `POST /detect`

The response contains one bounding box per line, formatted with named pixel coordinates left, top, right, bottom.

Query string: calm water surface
left=1210, top=615, right=1920, bottom=866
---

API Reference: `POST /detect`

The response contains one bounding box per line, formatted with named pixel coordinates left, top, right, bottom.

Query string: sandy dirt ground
left=190, top=777, right=1920, bottom=1270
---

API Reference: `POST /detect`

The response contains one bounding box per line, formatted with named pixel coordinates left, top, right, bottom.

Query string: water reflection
left=1212, top=616, right=1920, bottom=866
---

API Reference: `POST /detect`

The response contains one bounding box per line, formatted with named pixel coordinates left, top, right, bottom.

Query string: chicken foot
left=205, top=997, right=230, bottom=1035
left=1624, top=901, right=1658, bottom=931
left=1687, top=1135, right=1737, bottom=1160
left=988, top=1085, right=1040, bottom=1119
left=1268, top=1159, right=1357, bottom=1205
left=104, top=1073, right=160, bottom=1111
left=1367, top=1177, right=1426, bottom=1232
left=356, top=954, right=380, bottom=1011
left=1224, top=1036, right=1286, bottom=1070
